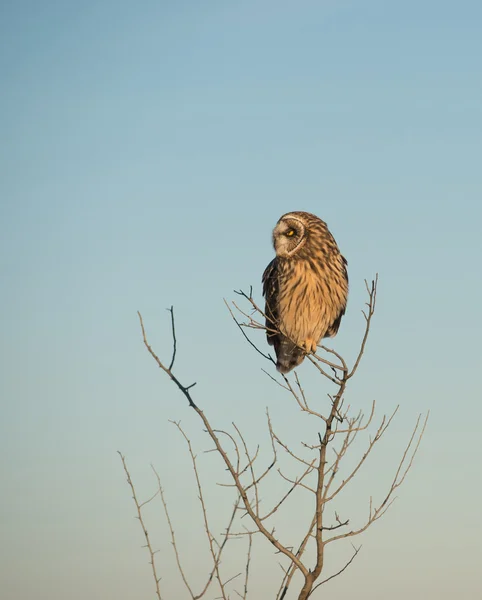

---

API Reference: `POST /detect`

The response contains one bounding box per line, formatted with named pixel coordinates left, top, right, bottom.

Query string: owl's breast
left=276, top=259, right=346, bottom=347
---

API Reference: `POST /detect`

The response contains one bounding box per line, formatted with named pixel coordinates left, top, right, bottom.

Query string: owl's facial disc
left=273, top=216, right=306, bottom=257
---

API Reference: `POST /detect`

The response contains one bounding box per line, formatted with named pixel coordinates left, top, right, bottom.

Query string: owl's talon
left=302, top=339, right=318, bottom=354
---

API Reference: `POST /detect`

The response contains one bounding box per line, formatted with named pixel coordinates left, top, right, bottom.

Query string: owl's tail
left=275, top=337, right=305, bottom=374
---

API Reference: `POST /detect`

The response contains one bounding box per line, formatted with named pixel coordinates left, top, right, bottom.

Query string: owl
left=262, top=211, right=348, bottom=373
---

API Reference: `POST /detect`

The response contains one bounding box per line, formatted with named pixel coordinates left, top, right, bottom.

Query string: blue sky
left=1, top=1, right=481, bottom=598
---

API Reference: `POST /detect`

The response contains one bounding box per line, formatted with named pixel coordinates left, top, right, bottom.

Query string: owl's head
left=272, top=212, right=309, bottom=257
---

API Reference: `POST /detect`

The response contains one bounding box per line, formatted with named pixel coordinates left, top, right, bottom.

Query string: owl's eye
left=286, top=229, right=296, bottom=237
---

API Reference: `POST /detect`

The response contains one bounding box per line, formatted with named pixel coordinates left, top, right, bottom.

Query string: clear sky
left=1, top=1, right=481, bottom=598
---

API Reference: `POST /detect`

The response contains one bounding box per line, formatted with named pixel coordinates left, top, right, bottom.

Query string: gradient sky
left=1, top=1, right=481, bottom=599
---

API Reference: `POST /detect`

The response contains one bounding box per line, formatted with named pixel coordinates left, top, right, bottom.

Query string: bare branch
left=277, top=467, right=317, bottom=495
left=235, top=532, right=253, bottom=600
left=334, top=400, right=376, bottom=434
left=321, top=518, right=349, bottom=531
left=312, top=544, right=361, bottom=591
left=137, top=311, right=310, bottom=578
left=167, top=306, right=177, bottom=371
left=138, top=311, right=198, bottom=408
left=118, top=452, right=162, bottom=600
left=347, top=275, right=378, bottom=380
left=233, top=423, right=261, bottom=515
left=151, top=466, right=195, bottom=599
left=129, top=276, right=428, bottom=600
left=279, top=371, right=328, bottom=421
left=224, top=299, right=275, bottom=363
left=325, top=412, right=429, bottom=546
left=324, top=407, right=399, bottom=503
left=261, top=458, right=317, bottom=521
left=277, top=515, right=317, bottom=600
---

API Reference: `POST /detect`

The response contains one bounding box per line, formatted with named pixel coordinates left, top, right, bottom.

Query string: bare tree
left=120, top=277, right=428, bottom=599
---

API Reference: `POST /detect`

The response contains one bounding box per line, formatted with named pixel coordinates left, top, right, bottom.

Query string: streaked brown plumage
left=262, top=211, right=348, bottom=373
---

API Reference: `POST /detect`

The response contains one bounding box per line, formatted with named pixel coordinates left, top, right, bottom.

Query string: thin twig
left=224, top=300, right=275, bottom=363
left=152, top=466, right=195, bottom=599
left=118, top=452, right=162, bottom=600
left=312, top=544, right=361, bottom=591
left=167, top=306, right=177, bottom=371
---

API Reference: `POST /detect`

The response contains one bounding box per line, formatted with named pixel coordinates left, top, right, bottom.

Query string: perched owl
left=262, top=211, right=348, bottom=373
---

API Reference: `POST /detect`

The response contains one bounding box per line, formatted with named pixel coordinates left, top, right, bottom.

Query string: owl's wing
left=325, top=254, right=349, bottom=338
left=262, top=258, right=279, bottom=346
left=262, top=257, right=306, bottom=373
